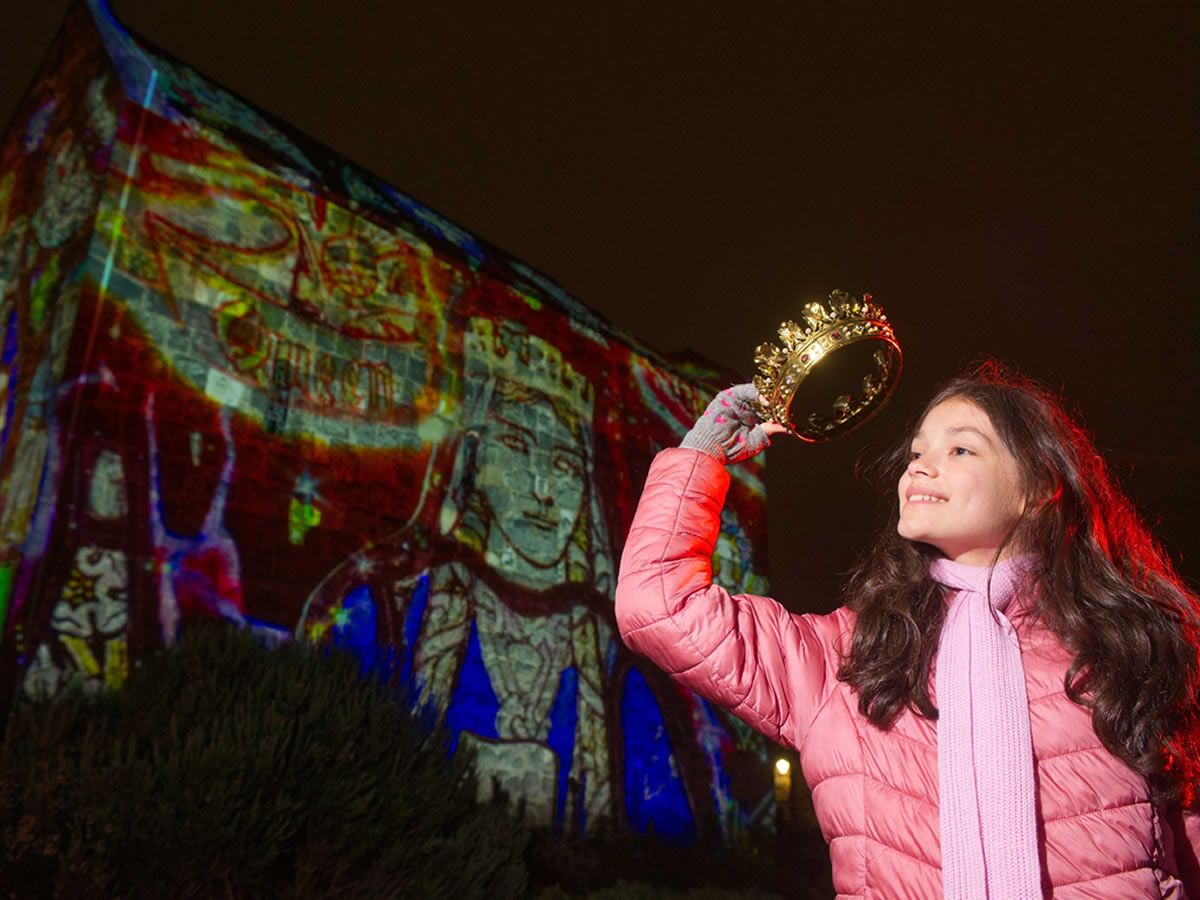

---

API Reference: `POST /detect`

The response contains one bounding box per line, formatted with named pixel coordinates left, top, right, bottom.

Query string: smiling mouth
left=907, top=493, right=948, bottom=503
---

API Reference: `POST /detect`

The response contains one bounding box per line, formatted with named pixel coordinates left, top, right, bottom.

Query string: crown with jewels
left=752, top=290, right=902, bottom=442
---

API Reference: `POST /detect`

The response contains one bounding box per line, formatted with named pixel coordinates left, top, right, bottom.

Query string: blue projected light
left=547, top=666, right=579, bottom=829
left=398, top=573, right=429, bottom=685
left=331, top=584, right=377, bottom=663
left=445, top=620, right=500, bottom=744
left=697, top=696, right=739, bottom=836
left=621, top=667, right=696, bottom=841
left=1, top=309, right=17, bottom=453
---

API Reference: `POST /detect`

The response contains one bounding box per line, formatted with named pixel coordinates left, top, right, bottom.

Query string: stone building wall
left=0, top=1, right=775, bottom=842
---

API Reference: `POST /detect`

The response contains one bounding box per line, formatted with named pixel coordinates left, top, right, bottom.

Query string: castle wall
left=0, top=5, right=122, bottom=682
left=0, top=3, right=775, bottom=841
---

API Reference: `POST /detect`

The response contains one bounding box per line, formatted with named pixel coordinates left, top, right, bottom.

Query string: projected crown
left=463, top=317, right=595, bottom=420
left=752, top=290, right=902, bottom=443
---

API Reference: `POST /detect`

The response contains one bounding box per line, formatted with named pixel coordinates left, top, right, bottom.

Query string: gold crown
left=752, top=290, right=902, bottom=443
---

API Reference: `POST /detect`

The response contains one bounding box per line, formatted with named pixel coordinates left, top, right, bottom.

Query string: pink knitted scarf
left=931, top=555, right=1043, bottom=899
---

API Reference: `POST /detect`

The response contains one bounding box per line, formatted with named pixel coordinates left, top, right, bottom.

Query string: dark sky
left=2, top=1, right=1197, bottom=610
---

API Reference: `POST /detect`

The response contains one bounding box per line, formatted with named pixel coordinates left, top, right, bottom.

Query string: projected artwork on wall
left=0, top=0, right=774, bottom=841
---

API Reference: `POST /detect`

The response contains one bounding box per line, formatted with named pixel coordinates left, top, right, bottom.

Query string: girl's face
left=897, top=396, right=1027, bottom=566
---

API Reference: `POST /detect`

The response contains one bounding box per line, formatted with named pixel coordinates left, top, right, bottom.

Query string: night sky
left=2, top=2, right=1196, bottom=610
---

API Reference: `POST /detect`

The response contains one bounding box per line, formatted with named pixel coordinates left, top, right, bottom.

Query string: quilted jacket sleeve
left=614, top=447, right=844, bottom=751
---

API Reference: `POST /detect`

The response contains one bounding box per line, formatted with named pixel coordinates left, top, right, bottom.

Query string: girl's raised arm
left=615, top=446, right=850, bottom=751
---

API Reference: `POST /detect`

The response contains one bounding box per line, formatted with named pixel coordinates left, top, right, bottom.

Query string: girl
left=615, top=360, right=1199, bottom=898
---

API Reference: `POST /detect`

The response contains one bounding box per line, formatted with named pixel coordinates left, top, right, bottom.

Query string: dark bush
left=524, top=817, right=831, bottom=900
left=0, top=624, right=528, bottom=899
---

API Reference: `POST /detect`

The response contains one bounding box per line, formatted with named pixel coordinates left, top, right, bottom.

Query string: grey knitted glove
left=680, top=383, right=773, bottom=465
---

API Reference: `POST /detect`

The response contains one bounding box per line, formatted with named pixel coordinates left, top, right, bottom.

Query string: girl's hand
left=680, top=383, right=787, bottom=465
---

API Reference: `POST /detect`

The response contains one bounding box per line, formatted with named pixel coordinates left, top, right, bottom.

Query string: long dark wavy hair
left=837, top=359, right=1200, bottom=807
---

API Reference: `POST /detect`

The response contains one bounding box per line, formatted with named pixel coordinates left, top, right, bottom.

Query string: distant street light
left=773, top=756, right=793, bottom=825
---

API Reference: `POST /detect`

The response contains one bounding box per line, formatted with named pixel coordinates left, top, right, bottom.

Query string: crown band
left=752, top=290, right=902, bottom=443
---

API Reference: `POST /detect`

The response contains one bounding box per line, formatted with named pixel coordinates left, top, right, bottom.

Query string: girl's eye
left=952, top=446, right=974, bottom=457
left=908, top=450, right=921, bottom=461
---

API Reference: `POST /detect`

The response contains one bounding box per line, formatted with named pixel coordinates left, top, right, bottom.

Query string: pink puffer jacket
left=616, top=449, right=1200, bottom=899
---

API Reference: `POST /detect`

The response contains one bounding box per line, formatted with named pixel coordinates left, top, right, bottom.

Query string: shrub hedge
left=0, top=625, right=528, bottom=899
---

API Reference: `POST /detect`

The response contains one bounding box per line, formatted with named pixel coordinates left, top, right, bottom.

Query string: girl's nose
left=908, top=457, right=934, bottom=478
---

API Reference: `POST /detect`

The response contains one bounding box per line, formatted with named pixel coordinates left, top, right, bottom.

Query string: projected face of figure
left=475, top=382, right=586, bottom=581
